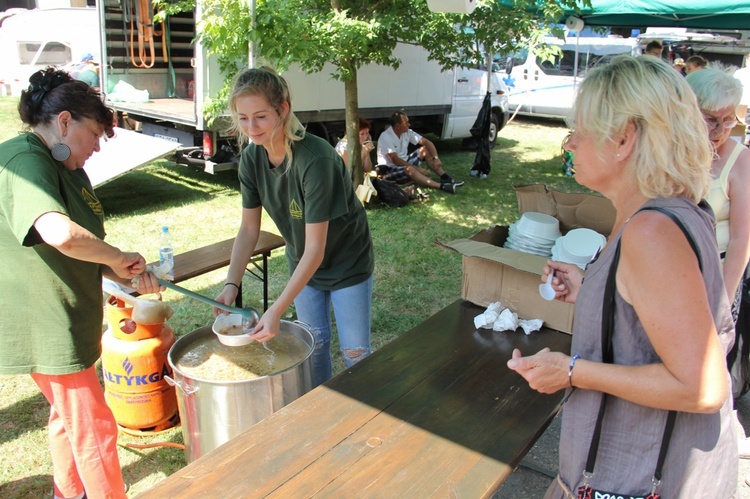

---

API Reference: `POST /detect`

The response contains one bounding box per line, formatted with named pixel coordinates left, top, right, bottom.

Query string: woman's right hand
left=543, top=260, right=584, bottom=303
left=507, top=348, right=571, bottom=394
left=213, top=285, right=238, bottom=317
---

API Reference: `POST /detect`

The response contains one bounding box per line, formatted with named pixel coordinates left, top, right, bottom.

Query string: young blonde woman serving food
left=214, top=68, right=374, bottom=388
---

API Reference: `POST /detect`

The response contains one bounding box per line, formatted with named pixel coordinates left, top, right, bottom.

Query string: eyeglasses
left=703, top=115, right=738, bottom=132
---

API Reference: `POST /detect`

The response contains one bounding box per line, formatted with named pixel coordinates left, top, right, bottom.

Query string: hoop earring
left=51, top=143, right=71, bottom=162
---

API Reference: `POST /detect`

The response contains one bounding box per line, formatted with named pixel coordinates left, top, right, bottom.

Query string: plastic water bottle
left=159, top=226, right=174, bottom=279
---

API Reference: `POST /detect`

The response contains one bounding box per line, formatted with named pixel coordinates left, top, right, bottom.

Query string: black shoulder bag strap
left=582, top=206, right=701, bottom=493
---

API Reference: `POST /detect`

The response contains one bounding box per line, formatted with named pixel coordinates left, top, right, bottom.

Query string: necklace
left=607, top=204, right=643, bottom=241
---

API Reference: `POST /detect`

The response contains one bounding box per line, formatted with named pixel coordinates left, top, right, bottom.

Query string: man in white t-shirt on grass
left=376, top=111, right=464, bottom=193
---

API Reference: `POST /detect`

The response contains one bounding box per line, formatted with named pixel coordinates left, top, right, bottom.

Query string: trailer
left=98, top=0, right=509, bottom=173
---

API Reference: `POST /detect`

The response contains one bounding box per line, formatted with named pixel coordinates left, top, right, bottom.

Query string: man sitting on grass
left=376, top=111, right=463, bottom=194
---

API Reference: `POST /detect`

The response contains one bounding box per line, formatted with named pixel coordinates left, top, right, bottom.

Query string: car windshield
left=536, top=44, right=635, bottom=77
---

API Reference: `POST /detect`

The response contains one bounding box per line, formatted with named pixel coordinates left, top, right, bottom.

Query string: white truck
left=97, top=0, right=509, bottom=173
left=499, top=34, right=638, bottom=119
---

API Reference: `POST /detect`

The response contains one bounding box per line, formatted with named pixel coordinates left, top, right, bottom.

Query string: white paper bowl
left=505, top=236, right=553, bottom=257
left=212, top=313, right=254, bottom=347
left=551, top=241, right=586, bottom=269
left=561, top=228, right=606, bottom=257
left=516, top=212, right=562, bottom=241
left=509, top=222, right=557, bottom=246
left=556, top=228, right=606, bottom=268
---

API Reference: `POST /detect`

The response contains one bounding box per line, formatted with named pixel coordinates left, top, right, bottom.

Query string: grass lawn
left=0, top=95, right=584, bottom=497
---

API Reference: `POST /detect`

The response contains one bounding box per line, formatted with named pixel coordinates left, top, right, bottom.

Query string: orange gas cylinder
left=101, top=296, right=179, bottom=433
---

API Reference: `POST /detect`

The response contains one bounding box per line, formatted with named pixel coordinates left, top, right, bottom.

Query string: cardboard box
left=737, top=104, right=747, bottom=123
left=732, top=104, right=748, bottom=142
left=438, top=184, right=616, bottom=334
left=731, top=122, right=747, bottom=141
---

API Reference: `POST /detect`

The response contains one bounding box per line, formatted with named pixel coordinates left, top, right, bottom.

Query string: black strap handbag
left=577, top=207, right=700, bottom=499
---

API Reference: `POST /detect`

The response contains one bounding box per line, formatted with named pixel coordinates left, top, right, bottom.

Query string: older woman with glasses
left=686, top=68, right=750, bottom=328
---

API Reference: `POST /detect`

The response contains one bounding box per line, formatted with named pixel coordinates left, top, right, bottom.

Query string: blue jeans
left=294, top=275, right=373, bottom=388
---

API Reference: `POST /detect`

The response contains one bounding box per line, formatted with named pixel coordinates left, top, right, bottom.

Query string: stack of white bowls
left=504, top=212, right=561, bottom=257
left=551, top=228, right=607, bottom=269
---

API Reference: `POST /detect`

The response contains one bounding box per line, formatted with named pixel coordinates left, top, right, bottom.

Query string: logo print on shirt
left=289, top=199, right=302, bottom=219
left=82, top=187, right=103, bottom=215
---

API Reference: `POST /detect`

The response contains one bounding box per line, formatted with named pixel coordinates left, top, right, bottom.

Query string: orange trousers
left=31, top=366, right=127, bottom=499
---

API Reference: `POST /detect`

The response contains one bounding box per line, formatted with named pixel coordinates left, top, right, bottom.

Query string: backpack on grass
left=371, top=178, right=410, bottom=207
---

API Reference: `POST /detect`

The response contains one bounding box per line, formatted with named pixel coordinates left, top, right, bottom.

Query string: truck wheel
left=488, top=112, right=500, bottom=148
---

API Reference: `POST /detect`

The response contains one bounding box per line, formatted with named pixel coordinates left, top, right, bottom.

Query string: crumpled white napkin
left=492, top=308, right=518, bottom=331
left=474, top=301, right=504, bottom=329
left=474, top=301, right=544, bottom=335
left=518, top=318, right=543, bottom=335
left=131, top=261, right=174, bottom=290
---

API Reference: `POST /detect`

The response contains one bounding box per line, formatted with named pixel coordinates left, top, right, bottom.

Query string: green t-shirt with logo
left=239, top=133, right=373, bottom=290
left=0, top=133, right=106, bottom=375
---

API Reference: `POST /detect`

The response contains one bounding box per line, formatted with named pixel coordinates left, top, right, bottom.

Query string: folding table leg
left=234, top=285, right=242, bottom=308
left=262, top=252, right=269, bottom=311
left=243, top=251, right=271, bottom=312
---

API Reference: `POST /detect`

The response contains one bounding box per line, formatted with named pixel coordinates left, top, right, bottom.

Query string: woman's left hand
left=133, top=271, right=164, bottom=295
left=506, top=348, right=571, bottom=394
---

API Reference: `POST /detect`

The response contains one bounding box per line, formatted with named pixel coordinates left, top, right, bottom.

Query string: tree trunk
left=343, top=66, right=363, bottom=186
left=485, top=48, right=493, bottom=94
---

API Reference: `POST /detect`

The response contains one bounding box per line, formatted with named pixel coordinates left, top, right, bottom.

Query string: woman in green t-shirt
left=215, top=67, right=374, bottom=388
left=0, top=68, right=163, bottom=499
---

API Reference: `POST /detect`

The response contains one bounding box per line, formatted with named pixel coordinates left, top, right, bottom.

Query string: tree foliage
left=421, top=0, right=583, bottom=72
left=188, top=0, right=588, bottom=184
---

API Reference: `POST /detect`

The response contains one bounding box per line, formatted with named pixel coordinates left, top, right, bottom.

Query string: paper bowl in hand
left=212, top=313, right=254, bottom=346
left=553, top=228, right=606, bottom=269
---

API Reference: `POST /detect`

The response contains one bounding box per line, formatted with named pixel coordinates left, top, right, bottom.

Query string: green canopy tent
left=562, top=0, right=750, bottom=30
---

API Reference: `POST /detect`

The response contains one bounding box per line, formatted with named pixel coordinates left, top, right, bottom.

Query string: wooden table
left=153, top=230, right=285, bottom=311
left=140, top=299, right=571, bottom=498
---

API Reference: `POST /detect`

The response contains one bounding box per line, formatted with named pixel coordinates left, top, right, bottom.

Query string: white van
left=0, top=8, right=99, bottom=95
left=498, top=35, right=639, bottom=119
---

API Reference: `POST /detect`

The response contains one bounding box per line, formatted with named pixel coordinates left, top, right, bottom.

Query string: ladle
left=102, top=280, right=174, bottom=324
left=539, top=270, right=556, bottom=301
left=158, top=279, right=260, bottom=330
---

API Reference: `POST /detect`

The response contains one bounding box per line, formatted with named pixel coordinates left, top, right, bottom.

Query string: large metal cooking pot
left=166, top=320, right=314, bottom=462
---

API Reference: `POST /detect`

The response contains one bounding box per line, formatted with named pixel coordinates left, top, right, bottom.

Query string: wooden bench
left=139, top=299, right=571, bottom=498
left=153, top=230, right=285, bottom=311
